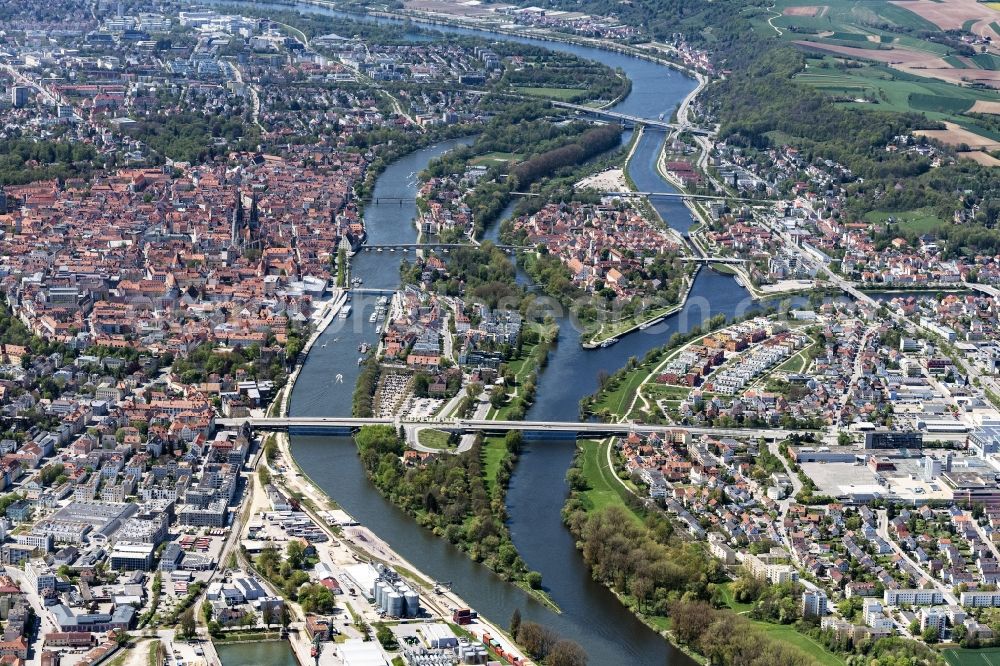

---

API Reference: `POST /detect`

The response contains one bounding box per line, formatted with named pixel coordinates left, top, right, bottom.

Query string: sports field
left=944, top=648, right=1000, bottom=666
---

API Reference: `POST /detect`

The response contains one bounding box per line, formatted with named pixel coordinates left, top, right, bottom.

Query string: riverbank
left=267, top=394, right=536, bottom=664
left=561, top=441, right=715, bottom=664
left=581, top=267, right=701, bottom=349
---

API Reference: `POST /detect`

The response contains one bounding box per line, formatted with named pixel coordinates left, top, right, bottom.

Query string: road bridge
left=679, top=256, right=746, bottom=265
left=361, top=243, right=525, bottom=252
left=967, top=282, right=1000, bottom=298
left=368, top=197, right=416, bottom=205
left=551, top=101, right=713, bottom=136
left=216, top=416, right=803, bottom=441
left=349, top=287, right=397, bottom=295
left=603, top=190, right=770, bottom=204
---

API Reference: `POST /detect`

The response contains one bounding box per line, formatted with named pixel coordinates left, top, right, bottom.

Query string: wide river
left=244, top=2, right=769, bottom=663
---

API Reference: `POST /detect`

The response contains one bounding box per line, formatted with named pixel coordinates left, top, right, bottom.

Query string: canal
left=256, top=1, right=760, bottom=663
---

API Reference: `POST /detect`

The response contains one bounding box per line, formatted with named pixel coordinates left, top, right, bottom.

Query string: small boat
left=369, top=312, right=378, bottom=323
left=357, top=357, right=364, bottom=366
left=339, top=305, right=352, bottom=319
left=734, top=275, right=745, bottom=288
left=377, top=247, right=383, bottom=253
left=639, top=316, right=664, bottom=330
left=599, top=338, right=619, bottom=348
left=322, top=342, right=327, bottom=348
left=375, top=325, right=381, bottom=334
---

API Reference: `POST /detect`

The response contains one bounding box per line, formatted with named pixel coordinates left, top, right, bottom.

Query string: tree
left=510, top=608, right=522, bottom=637
left=516, top=621, right=557, bottom=660
left=526, top=571, right=543, bottom=589
left=547, top=639, right=588, bottom=666
left=179, top=607, right=196, bottom=639
left=505, top=430, right=523, bottom=454
left=670, top=600, right=716, bottom=646
left=286, top=540, right=305, bottom=569
left=921, top=626, right=939, bottom=643
left=375, top=623, right=398, bottom=650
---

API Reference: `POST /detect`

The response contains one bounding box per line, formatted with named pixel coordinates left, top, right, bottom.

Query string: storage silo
left=386, top=591, right=403, bottom=618
left=374, top=580, right=387, bottom=611
left=403, top=589, right=419, bottom=617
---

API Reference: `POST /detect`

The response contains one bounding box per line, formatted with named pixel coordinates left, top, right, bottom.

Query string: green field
left=759, top=0, right=941, bottom=36
left=576, top=439, right=642, bottom=523
left=591, top=363, right=649, bottom=417
left=481, top=436, right=507, bottom=495
left=794, top=58, right=999, bottom=139
left=863, top=207, right=945, bottom=234
left=972, top=53, right=1000, bottom=70
left=717, top=581, right=754, bottom=614
left=908, top=93, right=974, bottom=114
left=750, top=622, right=846, bottom=666
left=514, top=86, right=587, bottom=100
left=469, top=151, right=520, bottom=166
left=754, top=0, right=997, bottom=146
left=944, top=647, right=1000, bottom=666
left=417, top=428, right=455, bottom=450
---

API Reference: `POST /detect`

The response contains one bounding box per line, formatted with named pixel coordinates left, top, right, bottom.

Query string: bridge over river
left=551, top=101, right=714, bottom=135
left=217, top=416, right=802, bottom=440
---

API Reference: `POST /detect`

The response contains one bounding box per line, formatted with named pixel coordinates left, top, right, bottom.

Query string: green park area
left=750, top=622, right=846, bottom=666
left=469, top=151, right=521, bottom=166
left=416, top=428, right=456, bottom=450
left=575, top=439, right=642, bottom=524
left=481, top=436, right=507, bottom=495
left=862, top=207, right=947, bottom=235
left=514, top=86, right=588, bottom=100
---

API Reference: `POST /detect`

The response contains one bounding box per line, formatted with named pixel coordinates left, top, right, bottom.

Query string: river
left=255, top=2, right=761, bottom=663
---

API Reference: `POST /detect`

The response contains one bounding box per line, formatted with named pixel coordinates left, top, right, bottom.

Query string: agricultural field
left=755, top=0, right=1000, bottom=141
left=793, top=56, right=1000, bottom=145
left=761, top=0, right=942, bottom=38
